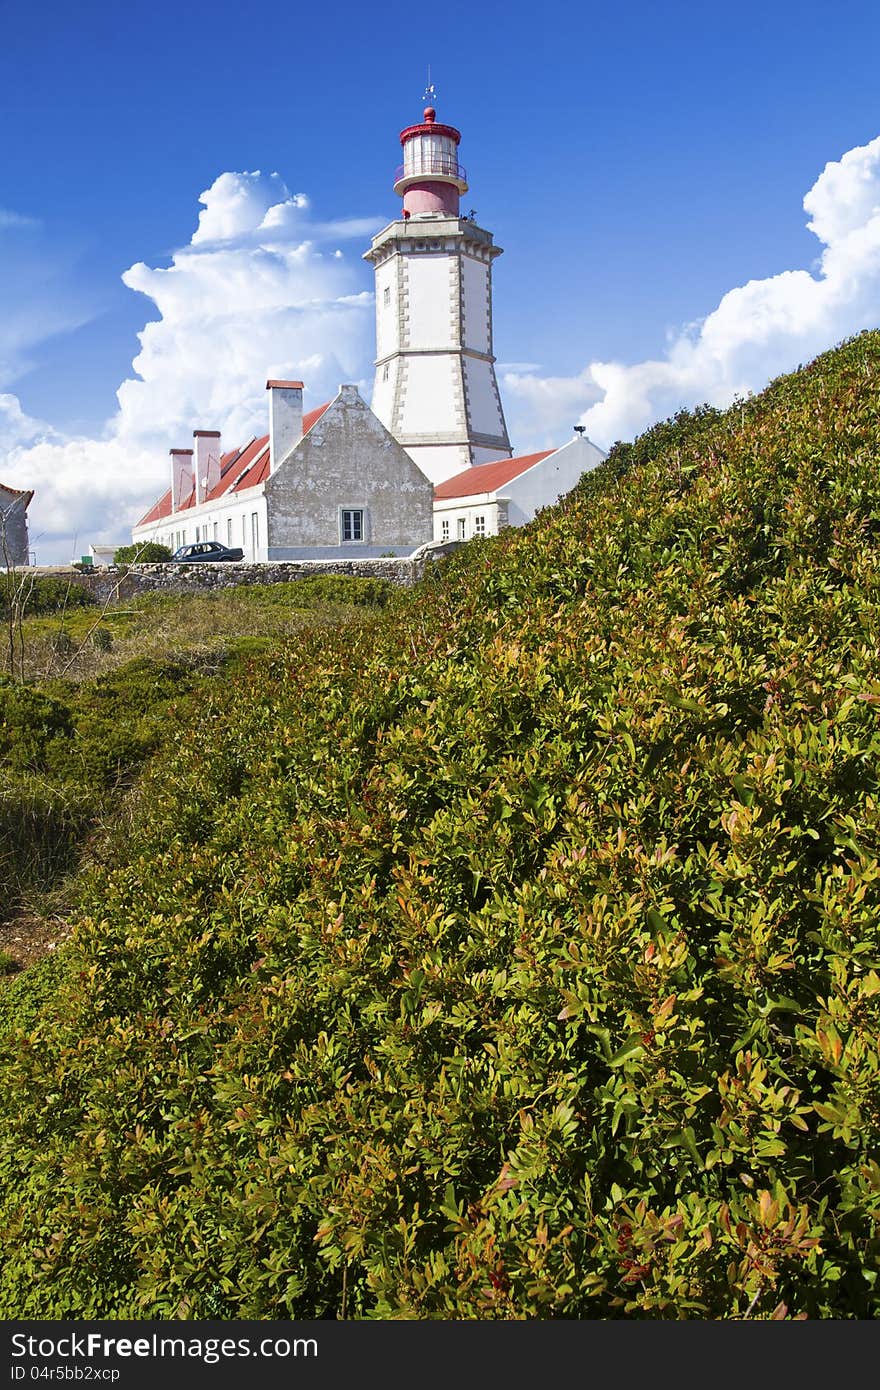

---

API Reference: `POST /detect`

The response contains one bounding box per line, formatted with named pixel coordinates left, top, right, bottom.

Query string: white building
left=364, top=105, right=512, bottom=485
left=132, top=382, right=434, bottom=560
left=88, top=544, right=120, bottom=567
left=432, top=432, right=606, bottom=541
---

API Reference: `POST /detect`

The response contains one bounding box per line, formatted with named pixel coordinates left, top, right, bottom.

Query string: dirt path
left=0, top=914, right=73, bottom=974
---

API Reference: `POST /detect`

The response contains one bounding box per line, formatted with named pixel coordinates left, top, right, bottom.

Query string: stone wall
left=24, top=554, right=442, bottom=605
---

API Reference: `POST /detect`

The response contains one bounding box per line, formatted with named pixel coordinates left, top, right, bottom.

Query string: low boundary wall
left=21, top=556, right=445, bottom=605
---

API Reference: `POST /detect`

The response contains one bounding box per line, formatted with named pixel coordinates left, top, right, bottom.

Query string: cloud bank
left=3, top=172, right=380, bottom=561
left=503, top=134, right=880, bottom=450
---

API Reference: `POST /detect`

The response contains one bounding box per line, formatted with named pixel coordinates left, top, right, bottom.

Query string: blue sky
left=2, top=0, right=880, bottom=558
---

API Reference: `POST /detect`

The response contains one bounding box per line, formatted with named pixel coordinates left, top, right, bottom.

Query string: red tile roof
left=301, top=402, right=331, bottom=437
left=433, top=449, right=555, bottom=500
left=136, top=488, right=173, bottom=527
left=136, top=401, right=331, bottom=528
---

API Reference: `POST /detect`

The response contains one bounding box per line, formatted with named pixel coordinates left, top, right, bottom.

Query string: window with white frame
left=474, top=515, right=486, bottom=536
left=251, top=512, right=259, bottom=556
left=382, top=362, right=390, bottom=382
left=341, top=508, right=364, bottom=542
left=384, top=286, right=391, bottom=306
left=457, top=517, right=466, bottom=540
left=441, top=519, right=450, bottom=541
left=213, top=521, right=219, bottom=541
left=227, top=518, right=233, bottom=546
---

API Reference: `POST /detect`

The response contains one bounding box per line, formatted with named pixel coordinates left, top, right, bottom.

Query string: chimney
left=266, top=380, right=304, bottom=471
left=193, top=430, right=222, bottom=502
left=170, top=448, right=194, bottom=511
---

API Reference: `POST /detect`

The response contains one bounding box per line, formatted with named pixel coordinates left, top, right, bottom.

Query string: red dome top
left=399, top=111, right=461, bottom=146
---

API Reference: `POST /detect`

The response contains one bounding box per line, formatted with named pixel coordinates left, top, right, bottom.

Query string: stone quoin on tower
left=364, top=102, right=512, bottom=485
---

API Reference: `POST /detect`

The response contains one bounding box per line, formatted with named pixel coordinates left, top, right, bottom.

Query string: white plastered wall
left=431, top=435, right=607, bottom=541
left=432, top=494, right=505, bottom=541
left=132, top=489, right=269, bottom=561
left=374, top=257, right=400, bottom=362
left=371, top=356, right=399, bottom=429
left=406, top=254, right=457, bottom=351
left=407, top=442, right=472, bottom=483
left=399, top=355, right=460, bottom=437
left=463, top=356, right=506, bottom=437
left=461, top=254, right=490, bottom=354
left=503, top=435, right=605, bottom=525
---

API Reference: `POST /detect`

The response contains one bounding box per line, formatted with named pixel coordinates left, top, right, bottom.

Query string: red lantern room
left=392, top=106, right=469, bottom=218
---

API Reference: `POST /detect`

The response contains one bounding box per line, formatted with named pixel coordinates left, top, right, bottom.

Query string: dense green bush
left=0, top=677, right=73, bottom=772
left=113, top=542, right=173, bottom=564
left=0, top=655, right=236, bottom=916
left=0, top=575, right=97, bottom=619
left=288, top=575, right=397, bottom=608
left=2, top=333, right=880, bottom=1318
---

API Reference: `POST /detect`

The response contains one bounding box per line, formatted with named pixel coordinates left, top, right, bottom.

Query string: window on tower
left=383, top=363, right=390, bottom=382
left=384, top=286, right=391, bottom=306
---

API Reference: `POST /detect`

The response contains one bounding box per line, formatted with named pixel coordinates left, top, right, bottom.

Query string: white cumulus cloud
left=0, top=393, right=48, bottom=453
left=503, top=134, right=880, bottom=451
left=3, top=171, right=382, bottom=562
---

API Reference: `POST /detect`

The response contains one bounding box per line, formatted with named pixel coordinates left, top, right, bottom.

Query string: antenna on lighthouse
left=423, top=66, right=437, bottom=105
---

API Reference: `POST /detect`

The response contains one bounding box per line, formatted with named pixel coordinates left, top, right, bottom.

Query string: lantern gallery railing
left=395, top=156, right=467, bottom=184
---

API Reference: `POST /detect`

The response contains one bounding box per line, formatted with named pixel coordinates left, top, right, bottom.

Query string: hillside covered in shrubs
left=2, top=334, right=880, bottom=1318
left=0, top=576, right=395, bottom=936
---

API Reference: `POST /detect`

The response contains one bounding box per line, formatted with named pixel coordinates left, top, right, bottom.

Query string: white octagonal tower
left=364, top=104, right=512, bottom=485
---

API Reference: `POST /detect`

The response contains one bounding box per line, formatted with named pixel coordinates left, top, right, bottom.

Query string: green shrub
left=0, top=948, right=71, bottom=1036
left=0, top=678, right=73, bottom=772
left=92, top=627, right=113, bottom=652
left=0, top=653, right=246, bottom=923
left=2, top=334, right=880, bottom=1319
left=0, top=576, right=97, bottom=620
left=285, top=575, right=397, bottom=608
left=113, top=543, right=173, bottom=564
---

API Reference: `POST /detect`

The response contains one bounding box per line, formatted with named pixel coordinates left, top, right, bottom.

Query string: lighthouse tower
left=364, top=104, right=512, bottom=485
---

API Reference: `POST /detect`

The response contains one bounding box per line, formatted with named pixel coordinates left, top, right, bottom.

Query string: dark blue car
left=170, top=541, right=245, bottom=563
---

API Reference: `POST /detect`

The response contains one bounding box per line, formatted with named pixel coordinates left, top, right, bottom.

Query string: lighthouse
left=364, top=103, right=512, bottom=485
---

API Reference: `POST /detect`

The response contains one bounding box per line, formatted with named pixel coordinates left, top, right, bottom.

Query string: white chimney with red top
left=193, top=430, right=221, bottom=502
left=266, top=379, right=304, bottom=472
left=170, top=448, right=194, bottom=512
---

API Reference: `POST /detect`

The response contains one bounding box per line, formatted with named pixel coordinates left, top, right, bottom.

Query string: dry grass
left=13, top=585, right=355, bottom=683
